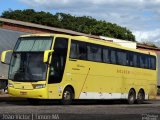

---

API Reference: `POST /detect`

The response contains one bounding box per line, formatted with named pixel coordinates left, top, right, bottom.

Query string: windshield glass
left=9, top=52, right=47, bottom=81
left=15, top=37, right=52, bottom=51
left=9, top=36, right=53, bottom=82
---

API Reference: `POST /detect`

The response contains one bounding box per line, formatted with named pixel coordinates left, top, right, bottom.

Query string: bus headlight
left=33, top=84, right=46, bottom=89
left=8, top=83, right=14, bottom=88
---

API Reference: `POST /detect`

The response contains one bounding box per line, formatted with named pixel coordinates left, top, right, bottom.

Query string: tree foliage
left=1, top=9, right=135, bottom=41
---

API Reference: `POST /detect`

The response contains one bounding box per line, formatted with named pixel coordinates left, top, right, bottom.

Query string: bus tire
left=61, top=87, right=74, bottom=105
left=27, top=98, right=40, bottom=105
left=127, top=89, right=136, bottom=104
left=136, top=89, right=145, bottom=104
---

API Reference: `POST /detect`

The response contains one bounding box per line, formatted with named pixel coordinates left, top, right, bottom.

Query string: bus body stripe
left=79, top=92, right=149, bottom=100
left=79, top=92, right=128, bottom=99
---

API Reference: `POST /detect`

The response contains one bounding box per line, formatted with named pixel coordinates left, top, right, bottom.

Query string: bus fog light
left=8, top=83, right=14, bottom=88
left=33, top=84, right=46, bottom=89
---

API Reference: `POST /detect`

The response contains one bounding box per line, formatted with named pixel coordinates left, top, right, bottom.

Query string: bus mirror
left=43, top=50, right=54, bottom=63
left=1, top=50, right=13, bottom=64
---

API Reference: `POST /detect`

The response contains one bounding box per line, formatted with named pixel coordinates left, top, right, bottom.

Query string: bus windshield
left=9, top=53, right=47, bottom=81
left=8, top=37, right=53, bottom=82
left=14, top=37, right=52, bottom=52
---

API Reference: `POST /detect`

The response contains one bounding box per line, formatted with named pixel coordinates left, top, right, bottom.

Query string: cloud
left=19, top=0, right=160, bottom=43
left=134, top=29, right=160, bottom=42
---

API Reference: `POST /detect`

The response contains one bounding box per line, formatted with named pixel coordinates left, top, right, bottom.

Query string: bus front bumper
left=8, top=87, right=48, bottom=99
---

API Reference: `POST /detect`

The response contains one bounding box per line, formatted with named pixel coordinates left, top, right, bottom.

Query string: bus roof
left=20, top=33, right=157, bottom=56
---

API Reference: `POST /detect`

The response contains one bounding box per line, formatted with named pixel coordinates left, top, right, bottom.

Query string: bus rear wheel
left=61, top=87, right=74, bottom=105
left=127, top=89, right=136, bottom=104
left=136, top=90, right=145, bottom=104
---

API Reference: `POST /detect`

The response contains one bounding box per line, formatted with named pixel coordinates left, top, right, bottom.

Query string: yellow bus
left=1, top=34, right=157, bottom=105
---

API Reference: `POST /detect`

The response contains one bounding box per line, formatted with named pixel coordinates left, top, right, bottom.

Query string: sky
left=1, top=0, right=160, bottom=44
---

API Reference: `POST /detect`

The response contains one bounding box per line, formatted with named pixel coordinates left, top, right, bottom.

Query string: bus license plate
left=20, top=91, right=27, bottom=95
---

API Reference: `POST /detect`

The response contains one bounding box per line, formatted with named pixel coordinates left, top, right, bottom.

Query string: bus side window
left=150, top=57, right=156, bottom=70
left=133, top=53, right=138, bottom=67
left=77, top=42, right=87, bottom=60
left=70, top=40, right=87, bottom=60
left=117, top=50, right=127, bottom=66
left=110, top=49, right=116, bottom=64
left=70, top=41, right=77, bottom=59
left=103, top=48, right=110, bottom=63
left=139, top=55, right=145, bottom=68
left=128, top=52, right=133, bottom=66
left=144, top=55, right=149, bottom=69
left=139, top=55, right=148, bottom=69
left=87, top=44, right=102, bottom=62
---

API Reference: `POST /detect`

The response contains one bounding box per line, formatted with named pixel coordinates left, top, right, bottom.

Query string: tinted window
left=128, top=52, right=133, bottom=66
left=111, top=49, right=116, bottom=64
left=128, top=53, right=138, bottom=67
left=103, top=48, right=110, bottom=63
left=70, top=40, right=87, bottom=60
left=87, top=44, right=102, bottom=62
left=133, top=53, right=138, bottom=67
left=144, top=56, right=149, bottom=68
left=49, top=38, right=68, bottom=84
left=150, top=56, right=156, bottom=70
left=70, top=40, right=156, bottom=70
left=139, top=55, right=145, bottom=68
left=70, top=42, right=77, bottom=59
left=78, top=42, right=87, bottom=60
left=139, top=55, right=149, bottom=68
left=117, top=50, right=127, bottom=65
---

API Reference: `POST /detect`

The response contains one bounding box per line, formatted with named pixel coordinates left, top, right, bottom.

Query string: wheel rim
left=130, top=94, right=134, bottom=101
left=138, top=93, right=143, bottom=100
left=137, top=91, right=144, bottom=102
left=64, top=90, right=71, bottom=100
left=128, top=90, right=135, bottom=104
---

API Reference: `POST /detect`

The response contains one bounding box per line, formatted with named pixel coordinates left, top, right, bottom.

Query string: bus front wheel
left=61, top=87, right=74, bottom=105
left=127, top=89, right=136, bottom=104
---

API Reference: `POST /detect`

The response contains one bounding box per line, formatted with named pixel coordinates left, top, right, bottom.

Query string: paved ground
left=0, top=95, right=160, bottom=120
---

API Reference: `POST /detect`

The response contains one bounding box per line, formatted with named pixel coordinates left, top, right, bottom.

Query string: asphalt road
left=0, top=97, right=160, bottom=120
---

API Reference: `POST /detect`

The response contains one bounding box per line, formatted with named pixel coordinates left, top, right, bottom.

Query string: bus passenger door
left=47, top=37, right=68, bottom=99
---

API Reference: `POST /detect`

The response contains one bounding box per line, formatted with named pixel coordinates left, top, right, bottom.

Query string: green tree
left=1, top=9, right=135, bottom=41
